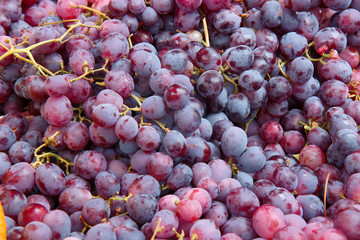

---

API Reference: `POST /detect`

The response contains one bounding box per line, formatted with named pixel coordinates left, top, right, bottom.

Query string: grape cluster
left=1, top=0, right=360, bottom=239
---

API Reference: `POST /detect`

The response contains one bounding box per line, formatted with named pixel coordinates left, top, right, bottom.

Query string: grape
left=56, top=0, right=82, bottom=20
left=225, top=93, right=251, bottom=123
left=273, top=226, right=307, bottom=240
left=101, top=19, right=130, bottom=38
left=323, top=0, right=351, bottom=11
left=89, top=123, right=120, bottom=148
left=95, top=171, right=120, bottom=199
left=147, top=152, right=173, bottom=180
left=280, top=32, right=308, bottom=60
left=81, top=198, right=110, bottom=226
left=296, top=194, right=324, bottom=221
left=0, top=189, right=27, bottom=220
left=203, top=201, right=228, bottom=227
left=35, top=163, right=66, bottom=196
left=229, top=27, right=256, bottom=49
left=221, top=216, right=258, bottom=240
left=131, top=49, right=161, bottom=77
left=252, top=204, right=287, bottom=239
left=69, top=48, right=95, bottom=75
left=21, top=221, right=52, bottom=240
left=225, top=45, right=254, bottom=72
left=73, top=150, right=107, bottom=180
left=104, top=70, right=134, bottom=99
left=313, top=27, right=347, bottom=55
left=226, top=187, right=260, bottom=218
left=196, top=70, right=224, bottom=99
left=174, top=105, right=201, bottom=133
left=214, top=9, right=241, bottom=34
left=167, top=163, right=193, bottom=190
left=18, top=203, right=49, bottom=227
left=126, top=194, right=159, bottom=224
left=85, top=223, right=116, bottom=240
left=161, top=48, right=188, bottom=74
left=265, top=187, right=302, bottom=215
left=189, top=219, right=221, bottom=240
left=63, top=121, right=89, bottom=151
left=2, top=162, right=35, bottom=194
left=135, top=125, right=161, bottom=151
left=236, top=146, right=266, bottom=173
left=59, top=187, right=92, bottom=214
left=128, top=174, right=161, bottom=198
left=221, top=127, right=247, bottom=158
left=319, top=59, right=352, bottom=83
left=261, top=1, right=282, bottom=28
left=100, top=32, right=129, bottom=62
left=141, top=95, right=166, bottom=119
left=42, top=95, right=73, bottom=127
left=0, top=112, right=28, bottom=140
left=43, top=209, right=71, bottom=240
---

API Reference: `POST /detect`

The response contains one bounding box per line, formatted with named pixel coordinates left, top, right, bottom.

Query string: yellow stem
left=202, top=17, right=210, bottom=47
left=323, top=172, right=331, bottom=217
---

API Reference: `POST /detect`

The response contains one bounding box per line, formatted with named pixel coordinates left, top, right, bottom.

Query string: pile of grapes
left=1, top=0, right=360, bottom=239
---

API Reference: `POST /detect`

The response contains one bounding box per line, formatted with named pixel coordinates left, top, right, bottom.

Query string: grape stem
left=150, top=218, right=164, bottom=240
left=222, top=73, right=239, bottom=94
left=31, top=131, right=73, bottom=174
left=202, top=17, right=210, bottom=47
left=244, top=109, right=259, bottom=133
left=305, top=42, right=327, bottom=65
left=0, top=21, right=100, bottom=77
left=69, top=4, right=110, bottom=21
left=323, top=172, right=331, bottom=217
left=80, top=215, right=93, bottom=233
left=152, top=119, right=170, bottom=132
left=173, top=228, right=185, bottom=240
left=277, top=58, right=294, bottom=85
left=191, top=233, right=199, bottom=240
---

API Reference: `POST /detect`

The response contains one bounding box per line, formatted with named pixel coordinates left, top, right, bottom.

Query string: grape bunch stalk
left=1, top=0, right=360, bottom=240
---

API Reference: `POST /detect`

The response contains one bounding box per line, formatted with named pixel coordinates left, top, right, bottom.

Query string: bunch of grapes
left=1, top=0, right=360, bottom=239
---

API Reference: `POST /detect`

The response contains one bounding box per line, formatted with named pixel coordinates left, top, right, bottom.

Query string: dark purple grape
left=225, top=45, right=254, bottom=72
left=105, top=70, right=134, bottom=99
left=265, top=187, right=302, bottom=216
left=35, top=163, right=66, bottom=197
left=261, top=1, right=282, bottom=28
left=225, top=93, right=251, bottom=123
left=141, top=95, right=166, bottom=120
left=81, top=198, right=110, bottom=226
left=2, top=162, right=35, bottom=194
left=196, top=70, right=224, bottom=99
left=167, top=163, right=193, bottom=190
left=287, top=57, right=314, bottom=84
left=59, top=187, right=92, bottom=214
left=229, top=27, right=256, bottom=49
left=126, top=194, right=159, bottom=224
left=0, top=189, right=27, bottom=220
left=213, top=9, right=241, bottom=34
left=313, top=27, right=347, bottom=55
left=100, top=32, right=129, bottom=62
left=296, top=194, right=324, bottom=221
left=135, top=125, right=161, bottom=151
left=86, top=223, right=116, bottom=240
left=73, top=150, right=107, bottom=180
left=226, top=187, right=260, bottom=218
left=319, top=79, right=349, bottom=107
left=95, top=171, right=120, bottom=199
left=236, top=146, right=266, bottom=173
left=128, top=174, right=161, bottom=198
left=21, top=221, right=52, bottom=240
left=280, top=32, right=308, bottom=60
